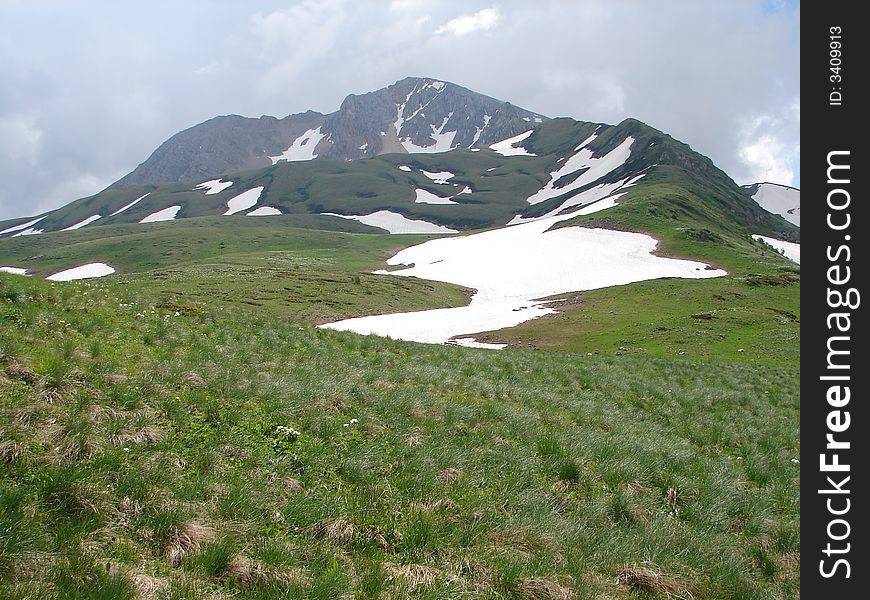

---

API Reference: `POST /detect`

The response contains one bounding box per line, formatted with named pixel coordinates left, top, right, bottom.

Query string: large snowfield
left=321, top=210, right=726, bottom=346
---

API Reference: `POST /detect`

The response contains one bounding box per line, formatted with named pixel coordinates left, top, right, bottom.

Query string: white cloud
left=435, top=7, right=500, bottom=36
left=738, top=135, right=794, bottom=186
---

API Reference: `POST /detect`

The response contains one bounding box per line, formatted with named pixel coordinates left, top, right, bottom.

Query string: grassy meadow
left=2, top=260, right=799, bottom=599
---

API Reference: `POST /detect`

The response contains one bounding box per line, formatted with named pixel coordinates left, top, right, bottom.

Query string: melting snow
left=471, top=114, right=492, bottom=146
left=753, top=235, right=800, bottom=264
left=415, top=189, right=458, bottom=205
left=140, top=206, right=181, bottom=223
left=110, top=192, right=151, bottom=216
left=451, top=338, right=507, bottom=350
left=1, top=216, right=45, bottom=236
left=321, top=212, right=725, bottom=346
left=194, top=179, right=234, bottom=195
left=527, top=136, right=635, bottom=205
left=269, top=127, right=326, bottom=163
left=489, top=130, right=536, bottom=156
left=46, top=263, right=115, bottom=281
left=322, top=211, right=458, bottom=234
left=246, top=206, right=282, bottom=216
left=398, top=165, right=413, bottom=172
left=402, top=123, right=457, bottom=153
left=12, top=228, right=44, bottom=237
left=420, top=170, right=454, bottom=184
left=1, top=267, right=28, bottom=275
left=223, top=187, right=264, bottom=215
left=61, top=214, right=102, bottom=231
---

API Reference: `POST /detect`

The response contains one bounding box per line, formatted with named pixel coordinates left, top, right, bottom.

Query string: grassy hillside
left=476, top=164, right=801, bottom=362
left=0, top=218, right=474, bottom=326
left=1, top=272, right=799, bottom=599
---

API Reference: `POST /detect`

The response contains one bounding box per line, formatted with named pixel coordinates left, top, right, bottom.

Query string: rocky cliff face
left=113, top=77, right=547, bottom=188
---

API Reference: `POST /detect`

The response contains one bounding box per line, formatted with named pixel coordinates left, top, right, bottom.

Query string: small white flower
left=790, top=458, right=800, bottom=464
left=349, top=418, right=359, bottom=424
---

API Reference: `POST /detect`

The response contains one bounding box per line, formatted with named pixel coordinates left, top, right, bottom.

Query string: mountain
left=0, top=78, right=798, bottom=246
left=741, top=182, right=800, bottom=226
left=111, top=77, right=546, bottom=188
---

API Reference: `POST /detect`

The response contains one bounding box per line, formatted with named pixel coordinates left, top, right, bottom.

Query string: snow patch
left=527, top=136, right=635, bottom=205
left=471, top=114, right=492, bottom=146
left=1, top=216, right=45, bottom=236
left=61, top=214, right=102, bottom=231
left=46, top=263, right=115, bottom=282
left=110, top=192, right=150, bottom=216
left=12, top=228, right=43, bottom=237
left=140, top=206, right=181, bottom=223
left=246, top=206, right=282, bottom=216
left=194, top=179, right=234, bottom=195
left=414, top=189, right=458, bottom=205
left=322, top=211, right=457, bottom=234
left=223, top=187, right=264, bottom=216
left=420, top=170, right=454, bottom=184
left=753, top=235, right=800, bottom=264
left=269, top=127, right=326, bottom=163
left=489, top=130, right=536, bottom=156
left=451, top=338, right=507, bottom=350
left=508, top=177, right=640, bottom=225
left=749, top=183, right=800, bottom=227
left=0, top=267, right=28, bottom=275
left=398, top=165, right=413, bottom=172
left=321, top=212, right=726, bottom=346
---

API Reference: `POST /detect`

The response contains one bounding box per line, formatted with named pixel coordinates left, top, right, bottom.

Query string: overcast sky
left=0, top=0, right=799, bottom=221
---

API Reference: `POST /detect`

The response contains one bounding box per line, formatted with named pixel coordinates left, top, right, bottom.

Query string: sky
left=0, top=0, right=799, bottom=221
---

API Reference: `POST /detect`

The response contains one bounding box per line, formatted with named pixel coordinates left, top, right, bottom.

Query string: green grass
left=0, top=219, right=472, bottom=325
left=1, top=272, right=799, bottom=598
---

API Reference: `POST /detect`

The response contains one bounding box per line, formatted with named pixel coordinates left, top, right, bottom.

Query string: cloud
left=0, top=114, right=42, bottom=164
left=435, top=7, right=500, bottom=36
left=733, top=98, right=800, bottom=187
left=739, top=135, right=794, bottom=186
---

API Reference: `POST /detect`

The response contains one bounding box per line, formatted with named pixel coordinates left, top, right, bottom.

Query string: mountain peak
left=112, top=78, right=548, bottom=188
